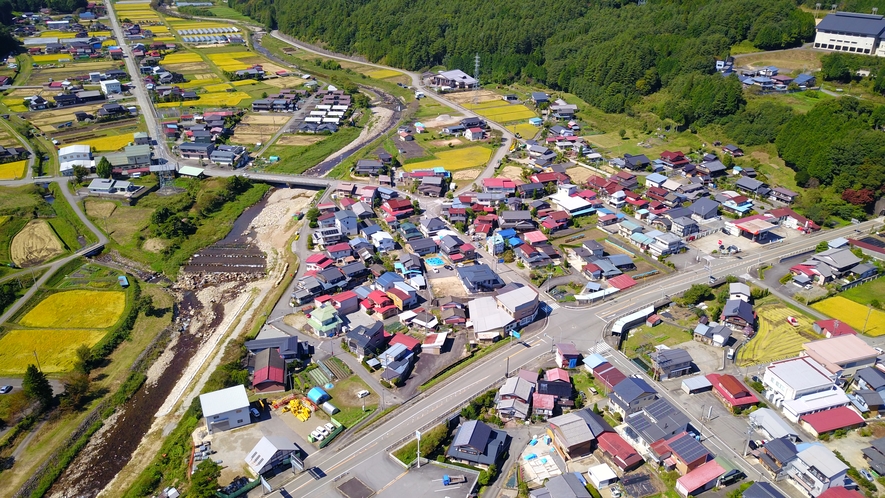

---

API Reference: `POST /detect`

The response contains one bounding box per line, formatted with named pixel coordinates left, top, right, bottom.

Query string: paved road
left=266, top=217, right=883, bottom=497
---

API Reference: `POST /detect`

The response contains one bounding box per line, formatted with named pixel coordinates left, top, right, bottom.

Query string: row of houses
left=58, top=134, right=153, bottom=177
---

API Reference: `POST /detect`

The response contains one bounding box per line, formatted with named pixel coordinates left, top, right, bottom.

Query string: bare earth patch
left=427, top=114, right=467, bottom=128
left=566, top=166, right=597, bottom=185
left=275, top=134, right=325, bottom=146
left=429, top=138, right=463, bottom=147
left=142, top=238, right=167, bottom=253
left=430, top=276, right=468, bottom=298
left=499, top=165, right=525, bottom=181
left=445, top=89, right=501, bottom=105
left=11, top=219, right=66, bottom=267
left=452, top=168, right=481, bottom=183
left=242, top=114, right=291, bottom=126
left=84, top=200, right=117, bottom=218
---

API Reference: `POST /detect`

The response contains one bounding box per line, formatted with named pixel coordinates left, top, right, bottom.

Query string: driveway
left=0, top=377, right=64, bottom=396
left=397, top=333, right=469, bottom=398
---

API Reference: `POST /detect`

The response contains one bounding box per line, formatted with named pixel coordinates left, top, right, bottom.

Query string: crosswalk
left=587, top=341, right=612, bottom=355
left=544, top=300, right=561, bottom=311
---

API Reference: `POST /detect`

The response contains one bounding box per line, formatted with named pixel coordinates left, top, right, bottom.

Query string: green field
left=264, top=127, right=362, bottom=174
left=623, top=322, right=692, bottom=358
left=838, top=278, right=885, bottom=307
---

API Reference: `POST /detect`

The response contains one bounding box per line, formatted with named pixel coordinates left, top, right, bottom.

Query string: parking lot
left=370, top=462, right=480, bottom=498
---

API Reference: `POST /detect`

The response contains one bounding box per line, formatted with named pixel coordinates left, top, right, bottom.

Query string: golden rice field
left=205, top=52, right=255, bottom=70
left=102, top=40, right=117, bottom=47
left=0, top=329, right=109, bottom=374
left=78, top=133, right=134, bottom=152
left=39, top=30, right=68, bottom=38
left=463, top=101, right=509, bottom=110
left=505, top=122, right=540, bottom=138
left=204, top=83, right=233, bottom=92
left=0, top=160, right=27, bottom=180
left=177, top=79, right=217, bottom=89
left=813, top=296, right=885, bottom=336
left=158, top=91, right=251, bottom=107
left=737, top=305, right=813, bottom=366
left=364, top=69, right=403, bottom=80
left=20, top=290, right=127, bottom=329
left=404, top=146, right=492, bottom=172
left=32, top=54, right=74, bottom=63
left=162, top=52, right=204, bottom=64
left=473, top=104, right=537, bottom=122
left=232, top=80, right=258, bottom=86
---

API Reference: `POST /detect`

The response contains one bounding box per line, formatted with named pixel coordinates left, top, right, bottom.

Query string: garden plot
left=404, top=146, right=492, bottom=171
left=737, top=304, right=815, bottom=366
left=813, top=297, right=885, bottom=337
left=0, top=160, right=28, bottom=180
left=21, top=290, right=126, bottom=329
left=10, top=220, right=65, bottom=267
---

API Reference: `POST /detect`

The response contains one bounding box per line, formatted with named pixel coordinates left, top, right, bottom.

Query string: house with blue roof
left=608, top=377, right=658, bottom=416
left=374, top=272, right=404, bottom=292
left=646, top=173, right=668, bottom=189
left=794, top=74, right=816, bottom=87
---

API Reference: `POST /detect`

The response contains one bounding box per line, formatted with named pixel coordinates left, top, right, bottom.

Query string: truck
left=442, top=475, right=467, bottom=486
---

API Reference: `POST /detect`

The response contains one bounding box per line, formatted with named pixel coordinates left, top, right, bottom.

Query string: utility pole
left=863, top=305, right=874, bottom=334
left=33, top=350, right=42, bottom=372
left=416, top=430, right=421, bottom=468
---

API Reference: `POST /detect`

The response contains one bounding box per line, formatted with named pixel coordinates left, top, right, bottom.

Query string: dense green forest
left=230, top=0, right=813, bottom=113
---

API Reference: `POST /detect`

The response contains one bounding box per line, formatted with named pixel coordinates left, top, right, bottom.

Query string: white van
left=356, top=390, right=370, bottom=398
left=726, top=348, right=735, bottom=360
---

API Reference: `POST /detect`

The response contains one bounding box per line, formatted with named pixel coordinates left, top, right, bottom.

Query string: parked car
left=250, top=407, right=260, bottom=418
left=324, top=423, right=336, bottom=433
left=356, top=390, right=370, bottom=398
left=786, top=316, right=799, bottom=327
left=316, top=426, right=330, bottom=437
left=0, top=385, right=12, bottom=394
left=444, top=265, right=453, bottom=271
left=860, top=469, right=874, bottom=482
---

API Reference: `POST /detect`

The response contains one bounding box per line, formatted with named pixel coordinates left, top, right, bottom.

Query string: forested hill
left=230, top=0, right=813, bottom=112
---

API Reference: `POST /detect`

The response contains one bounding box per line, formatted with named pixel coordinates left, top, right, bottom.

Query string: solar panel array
left=667, top=433, right=709, bottom=464
left=178, top=27, right=239, bottom=35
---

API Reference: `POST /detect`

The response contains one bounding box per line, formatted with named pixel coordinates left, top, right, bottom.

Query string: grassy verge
left=392, top=423, right=449, bottom=465
left=419, top=339, right=509, bottom=392
left=47, top=183, right=98, bottom=249
left=263, top=124, right=362, bottom=175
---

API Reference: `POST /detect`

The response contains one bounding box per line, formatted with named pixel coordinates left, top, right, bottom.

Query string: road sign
left=261, top=476, right=272, bottom=492
left=510, top=331, right=521, bottom=339
left=415, top=430, right=421, bottom=440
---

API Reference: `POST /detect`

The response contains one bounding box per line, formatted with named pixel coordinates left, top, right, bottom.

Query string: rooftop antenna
left=473, top=53, right=480, bottom=105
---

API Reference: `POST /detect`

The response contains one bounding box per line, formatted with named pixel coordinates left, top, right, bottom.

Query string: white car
left=316, top=426, right=330, bottom=437
left=324, top=423, right=336, bottom=433
left=356, top=390, right=370, bottom=398
left=311, top=430, right=325, bottom=441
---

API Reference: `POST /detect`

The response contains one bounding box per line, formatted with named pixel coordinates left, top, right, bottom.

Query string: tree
left=60, top=371, right=90, bottom=411
left=96, top=156, right=112, bottom=179
left=74, top=344, right=92, bottom=374
left=821, top=53, right=851, bottom=83
left=22, top=364, right=53, bottom=408
left=842, top=188, right=874, bottom=207
left=72, top=165, right=89, bottom=184
left=189, top=460, right=222, bottom=498
left=618, top=129, right=626, bottom=139
left=679, top=284, right=713, bottom=305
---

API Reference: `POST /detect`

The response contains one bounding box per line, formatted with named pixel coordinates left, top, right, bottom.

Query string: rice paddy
left=0, top=328, right=109, bottom=374
left=364, top=69, right=403, bottom=80
left=736, top=305, right=814, bottom=366
left=0, top=160, right=28, bottom=180
left=162, top=52, right=204, bottom=64
left=813, top=296, right=885, bottom=337
left=78, top=133, right=134, bottom=152
left=404, top=146, right=492, bottom=171
left=20, top=290, right=127, bottom=329
left=31, top=54, right=75, bottom=63
left=206, top=51, right=254, bottom=71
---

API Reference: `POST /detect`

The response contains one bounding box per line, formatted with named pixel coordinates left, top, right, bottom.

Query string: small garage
left=681, top=375, right=713, bottom=395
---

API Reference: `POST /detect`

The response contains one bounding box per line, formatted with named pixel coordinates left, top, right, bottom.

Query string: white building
left=762, top=356, right=837, bottom=405
left=814, top=12, right=885, bottom=57
left=100, top=79, right=122, bottom=95
left=199, top=385, right=251, bottom=434
left=58, top=144, right=93, bottom=176
left=245, top=436, right=300, bottom=475
left=371, top=231, right=395, bottom=253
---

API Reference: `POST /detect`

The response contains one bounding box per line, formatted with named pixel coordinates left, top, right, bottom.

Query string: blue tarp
left=508, top=237, right=523, bottom=247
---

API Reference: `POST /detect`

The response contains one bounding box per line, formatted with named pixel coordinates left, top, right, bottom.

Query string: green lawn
left=325, top=374, right=376, bottom=428
left=623, top=323, right=692, bottom=358
left=208, top=6, right=253, bottom=21
left=730, top=40, right=763, bottom=55
left=263, top=127, right=362, bottom=174
left=48, top=183, right=98, bottom=250
left=840, top=279, right=885, bottom=307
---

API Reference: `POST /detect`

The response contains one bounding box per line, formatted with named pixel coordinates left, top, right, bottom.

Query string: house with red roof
left=592, top=362, right=627, bottom=391
left=531, top=171, right=570, bottom=184
left=305, top=253, right=334, bottom=271
left=360, top=290, right=399, bottom=319
left=446, top=207, right=467, bottom=223
left=523, top=230, right=548, bottom=246
left=326, top=242, right=352, bottom=261
left=596, top=431, right=644, bottom=471
left=533, top=393, right=556, bottom=419
left=706, top=373, right=759, bottom=412
left=817, top=488, right=866, bottom=498
left=482, top=177, right=518, bottom=194
left=331, top=290, right=359, bottom=315
left=251, top=347, right=286, bottom=393
left=389, top=333, right=421, bottom=353
left=607, top=274, right=637, bottom=290
left=465, top=127, right=485, bottom=141
left=387, top=287, right=415, bottom=310
left=799, top=406, right=864, bottom=437
left=381, top=198, right=414, bottom=218
left=813, top=319, right=857, bottom=338
left=660, top=150, right=690, bottom=169
left=768, top=207, right=820, bottom=232
left=675, top=460, right=725, bottom=497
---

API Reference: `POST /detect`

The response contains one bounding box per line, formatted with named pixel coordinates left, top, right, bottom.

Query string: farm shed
left=307, top=387, right=330, bottom=404
left=681, top=376, right=712, bottom=394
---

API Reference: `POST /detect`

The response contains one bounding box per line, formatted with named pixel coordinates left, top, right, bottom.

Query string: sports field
left=0, top=329, right=108, bottom=374
left=737, top=305, right=813, bottom=366
left=20, top=290, right=126, bottom=329
left=79, top=133, right=134, bottom=152
left=0, top=160, right=27, bottom=180
left=404, top=146, right=492, bottom=171
left=813, top=296, right=885, bottom=336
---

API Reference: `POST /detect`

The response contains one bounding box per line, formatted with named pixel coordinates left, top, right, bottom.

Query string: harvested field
left=566, top=166, right=597, bottom=185
left=263, top=76, right=307, bottom=88
left=142, top=238, right=167, bottom=253
left=499, top=165, right=525, bottom=181
left=11, top=220, right=65, bottom=267
left=444, top=89, right=501, bottom=105
left=0, top=328, right=108, bottom=375
left=230, top=133, right=271, bottom=145
left=813, top=296, right=885, bottom=337
left=275, top=135, right=325, bottom=146
left=164, top=62, right=213, bottom=73
left=452, top=168, right=481, bottom=183
left=430, top=275, right=468, bottom=298
left=162, top=52, right=204, bottom=64
left=429, top=138, right=463, bottom=147
left=737, top=304, right=814, bottom=366
left=84, top=200, right=117, bottom=219
left=0, top=160, right=27, bottom=180
left=20, top=290, right=126, bottom=329
left=404, top=146, right=492, bottom=171
left=243, top=114, right=291, bottom=125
